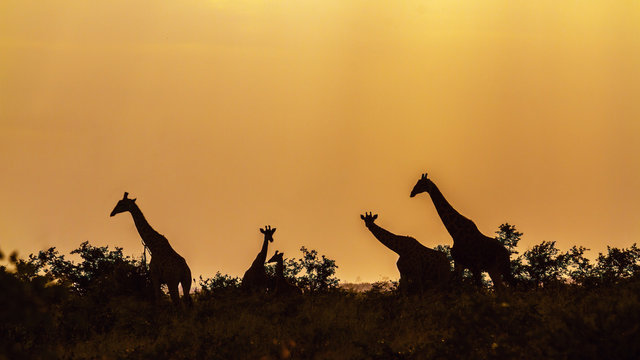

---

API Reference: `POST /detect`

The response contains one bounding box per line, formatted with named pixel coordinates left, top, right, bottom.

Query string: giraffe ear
left=123, top=192, right=129, bottom=199
left=260, top=228, right=265, bottom=234
left=360, top=214, right=365, bottom=220
left=132, top=198, right=136, bottom=202
left=373, top=214, right=378, bottom=220
left=271, top=228, right=276, bottom=234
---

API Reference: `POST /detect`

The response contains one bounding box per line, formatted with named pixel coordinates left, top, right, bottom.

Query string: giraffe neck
left=366, top=222, right=406, bottom=255
left=252, top=237, right=270, bottom=266
left=128, top=203, right=171, bottom=254
left=426, top=180, right=478, bottom=239
left=275, top=259, right=285, bottom=279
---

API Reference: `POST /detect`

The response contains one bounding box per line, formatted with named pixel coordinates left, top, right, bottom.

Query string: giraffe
left=241, top=225, right=275, bottom=293
left=267, top=251, right=301, bottom=296
left=410, top=173, right=514, bottom=290
left=110, top=192, right=192, bottom=306
left=360, top=212, right=451, bottom=294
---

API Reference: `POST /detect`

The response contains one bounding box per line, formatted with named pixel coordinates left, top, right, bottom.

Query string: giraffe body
left=242, top=226, right=275, bottom=293
left=410, top=173, right=514, bottom=289
left=267, top=251, right=301, bottom=296
left=361, top=213, right=451, bottom=293
left=110, top=192, right=192, bottom=306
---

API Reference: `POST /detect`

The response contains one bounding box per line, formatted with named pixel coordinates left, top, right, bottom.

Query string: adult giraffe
left=360, top=212, right=451, bottom=293
left=110, top=192, right=192, bottom=306
left=410, top=173, right=514, bottom=290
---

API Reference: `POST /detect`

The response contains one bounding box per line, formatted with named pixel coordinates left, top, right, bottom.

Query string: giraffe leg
left=398, top=276, right=409, bottom=294
left=181, top=271, right=193, bottom=307
left=167, top=281, right=180, bottom=306
left=405, top=271, right=421, bottom=295
left=453, top=263, right=464, bottom=283
left=488, top=269, right=505, bottom=293
left=152, top=275, right=162, bottom=304
left=471, top=269, right=483, bottom=288
left=405, top=277, right=416, bottom=295
left=500, top=258, right=516, bottom=288
left=150, top=261, right=163, bottom=304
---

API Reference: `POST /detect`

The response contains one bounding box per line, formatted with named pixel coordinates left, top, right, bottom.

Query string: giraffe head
left=267, top=250, right=284, bottom=264
left=360, top=212, right=378, bottom=226
left=410, top=172, right=432, bottom=197
left=260, top=225, right=276, bottom=242
left=110, top=192, right=137, bottom=217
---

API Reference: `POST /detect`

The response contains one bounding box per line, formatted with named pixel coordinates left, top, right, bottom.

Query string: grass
left=4, top=281, right=640, bottom=360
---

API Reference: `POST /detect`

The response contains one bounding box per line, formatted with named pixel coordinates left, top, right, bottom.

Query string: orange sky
left=1, top=0, right=639, bottom=283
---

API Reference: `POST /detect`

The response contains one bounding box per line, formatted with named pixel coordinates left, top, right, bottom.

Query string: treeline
left=492, top=223, right=639, bottom=287
left=2, top=224, right=640, bottom=359
left=200, top=246, right=340, bottom=296
left=0, top=242, right=341, bottom=359
left=197, top=223, right=640, bottom=294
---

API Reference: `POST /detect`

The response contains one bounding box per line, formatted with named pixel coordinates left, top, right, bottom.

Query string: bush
left=197, top=272, right=241, bottom=299
left=262, top=246, right=339, bottom=294
left=3, top=233, right=640, bottom=359
left=21, top=241, right=152, bottom=300
left=591, top=244, right=640, bottom=285
left=0, top=249, right=67, bottom=359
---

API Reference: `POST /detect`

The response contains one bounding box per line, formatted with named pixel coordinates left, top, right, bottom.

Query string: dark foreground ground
left=3, top=282, right=639, bottom=360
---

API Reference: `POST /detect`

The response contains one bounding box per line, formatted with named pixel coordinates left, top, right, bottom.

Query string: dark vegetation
left=2, top=224, right=639, bottom=359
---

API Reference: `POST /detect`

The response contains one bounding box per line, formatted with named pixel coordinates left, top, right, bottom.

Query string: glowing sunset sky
left=1, top=0, right=639, bottom=283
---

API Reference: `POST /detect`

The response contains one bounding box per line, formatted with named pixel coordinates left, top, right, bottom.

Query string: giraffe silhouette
left=360, top=212, right=451, bottom=293
left=110, top=192, right=192, bottom=306
left=410, top=173, right=514, bottom=290
left=267, top=251, right=301, bottom=296
left=241, top=225, right=275, bottom=293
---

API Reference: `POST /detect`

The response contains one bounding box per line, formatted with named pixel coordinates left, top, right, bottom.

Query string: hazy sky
left=1, top=0, right=639, bottom=283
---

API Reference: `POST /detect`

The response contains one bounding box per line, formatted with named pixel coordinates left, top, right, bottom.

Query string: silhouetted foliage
left=495, top=225, right=640, bottom=287
left=520, top=241, right=571, bottom=287
left=495, top=223, right=528, bottom=281
left=21, top=241, right=152, bottom=299
left=0, top=249, right=67, bottom=359
left=3, top=232, right=640, bottom=359
left=263, top=246, right=339, bottom=294
left=366, top=280, right=398, bottom=294
left=198, top=272, right=241, bottom=296
left=434, top=244, right=453, bottom=266
left=592, top=244, right=640, bottom=284
left=495, top=223, right=523, bottom=255
left=292, top=246, right=339, bottom=293
left=563, top=245, right=593, bottom=284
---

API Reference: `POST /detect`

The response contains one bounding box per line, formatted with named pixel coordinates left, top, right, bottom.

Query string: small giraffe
left=110, top=192, right=192, bottom=306
left=241, top=225, right=276, bottom=293
left=267, top=251, right=301, bottom=296
left=360, top=212, right=451, bottom=293
left=410, top=173, right=514, bottom=290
